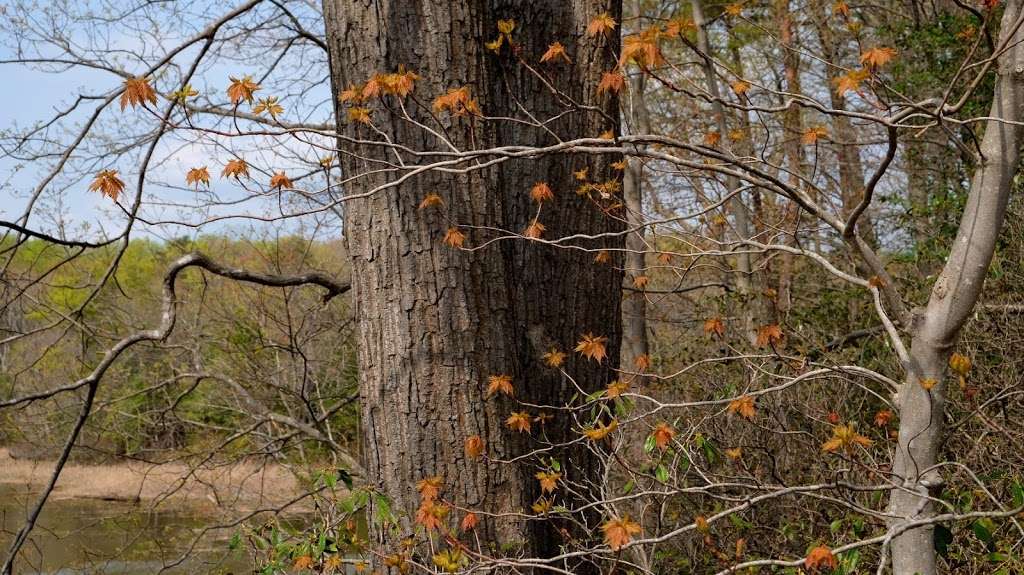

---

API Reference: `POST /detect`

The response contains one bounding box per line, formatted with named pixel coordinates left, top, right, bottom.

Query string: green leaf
left=655, top=464, right=669, bottom=483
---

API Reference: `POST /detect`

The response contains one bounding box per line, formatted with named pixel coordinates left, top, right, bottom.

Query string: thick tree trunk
left=323, top=0, right=624, bottom=565
left=889, top=3, right=1024, bottom=573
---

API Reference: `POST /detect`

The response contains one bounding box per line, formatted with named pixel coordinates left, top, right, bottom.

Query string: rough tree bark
left=888, top=3, right=1024, bottom=573
left=323, top=0, right=624, bottom=565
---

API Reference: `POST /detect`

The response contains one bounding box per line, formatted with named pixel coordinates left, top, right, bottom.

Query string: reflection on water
left=0, top=483, right=253, bottom=574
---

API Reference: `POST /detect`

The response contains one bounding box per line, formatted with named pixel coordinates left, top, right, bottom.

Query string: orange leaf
left=602, top=516, right=641, bottom=550
left=801, top=125, right=829, bottom=145
left=185, top=166, right=210, bottom=189
left=575, top=333, right=608, bottom=362
left=523, top=220, right=546, bottom=239
left=269, top=171, right=293, bottom=190
left=464, top=435, right=485, bottom=459
left=606, top=380, right=629, bottom=398
left=597, top=71, right=625, bottom=96
left=487, top=374, right=514, bottom=397
left=540, top=41, right=571, bottom=63
left=530, top=182, right=554, bottom=203
left=443, top=227, right=466, bottom=248
left=703, top=317, right=726, bottom=338
left=416, top=476, right=443, bottom=501
left=506, top=411, right=532, bottom=433
left=227, top=75, right=260, bottom=105
left=221, top=159, right=249, bottom=180
left=535, top=471, right=561, bottom=493
left=731, top=80, right=751, bottom=95
left=594, top=250, right=611, bottom=264
left=542, top=348, right=566, bottom=367
left=727, top=395, right=756, bottom=420
left=419, top=193, right=444, bottom=209
left=805, top=546, right=838, bottom=571
left=873, top=410, right=893, bottom=427
left=756, top=324, right=784, bottom=348
left=461, top=512, right=479, bottom=532
left=120, top=77, right=157, bottom=110
left=833, top=68, right=870, bottom=96
left=582, top=418, right=618, bottom=441
left=651, top=422, right=676, bottom=449
left=88, top=169, right=125, bottom=201
left=587, top=12, right=618, bottom=37
left=822, top=423, right=872, bottom=453
left=860, top=46, right=897, bottom=69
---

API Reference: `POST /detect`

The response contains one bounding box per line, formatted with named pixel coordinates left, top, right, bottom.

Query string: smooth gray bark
left=889, top=3, right=1024, bottom=573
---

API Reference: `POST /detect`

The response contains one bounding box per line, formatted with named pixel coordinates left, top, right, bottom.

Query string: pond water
left=0, top=483, right=254, bottom=574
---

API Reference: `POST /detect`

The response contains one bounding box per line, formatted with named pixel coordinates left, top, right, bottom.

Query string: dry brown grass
left=0, top=448, right=307, bottom=512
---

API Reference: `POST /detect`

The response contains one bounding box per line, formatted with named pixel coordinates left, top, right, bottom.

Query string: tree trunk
left=621, top=0, right=650, bottom=370
left=323, top=0, right=624, bottom=566
left=889, top=3, right=1024, bottom=573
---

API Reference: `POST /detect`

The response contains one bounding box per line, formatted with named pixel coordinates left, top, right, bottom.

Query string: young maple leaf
left=597, top=71, right=625, bottom=96
left=703, top=131, right=721, bottom=147
left=486, top=374, right=514, bottom=397
left=168, top=83, right=198, bottom=104
left=949, top=352, right=972, bottom=376
left=419, top=193, right=444, bottom=209
left=523, top=221, right=546, bottom=239
left=731, top=80, right=751, bottom=95
left=574, top=167, right=589, bottom=181
left=120, top=77, right=157, bottom=111
left=506, top=411, right=532, bottom=433
left=919, top=377, right=938, bottom=390
left=587, top=12, right=618, bottom=37
left=415, top=500, right=448, bottom=531
left=822, top=423, right=873, bottom=453
left=227, top=75, right=260, bottom=105
left=664, top=16, right=696, bottom=37
left=338, top=84, right=364, bottom=103
left=416, top=476, right=443, bottom=501
left=497, top=18, right=516, bottom=35
left=221, top=158, right=249, bottom=180
left=727, top=395, right=757, bottom=420
left=575, top=333, right=608, bottom=362
left=651, top=422, right=676, bottom=450
left=606, top=380, right=629, bottom=398
left=620, top=31, right=663, bottom=68
left=530, top=182, right=554, bottom=203
left=443, top=227, right=466, bottom=248
left=464, top=435, right=485, bottom=459
left=88, top=169, right=125, bottom=201
left=582, top=418, right=618, bottom=441
left=801, top=125, right=829, bottom=145
left=540, top=41, right=571, bottom=64
left=833, top=1, right=850, bottom=16
left=433, top=86, right=481, bottom=117
left=602, top=516, right=641, bottom=550
left=535, top=471, right=561, bottom=493
left=756, top=324, right=784, bottom=348
left=460, top=511, right=479, bottom=532
left=542, top=348, right=566, bottom=367
left=348, top=106, right=372, bottom=124
left=704, top=317, right=726, bottom=338
left=860, top=46, right=897, bottom=69
left=833, top=68, right=870, bottom=96
left=873, top=409, right=894, bottom=427
left=594, top=250, right=611, bottom=264
left=293, top=555, right=315, bottom=570
left=269, top=171, right=293, bottom=190
left=532, top=497, right=553, bottom=514
left=725, top=447, right=743, bottom=460
left=252, top=96, right=284, bottom=118
left=805, top=546, right=838, bottom=571
left=185, top=166, right=210, bottom=189
left=724, top=2, right=743, bottom=16
left=634, top=353, right=650, bottom=370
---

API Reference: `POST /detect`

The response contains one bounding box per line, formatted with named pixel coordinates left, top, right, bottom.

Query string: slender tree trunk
left=889, top=3, right=1024, bottom=573
left=323, top=0, right=624, bottom=565
left=691, top=0, right=757, bottom=342
left=621, top=0, right=650, bottom=370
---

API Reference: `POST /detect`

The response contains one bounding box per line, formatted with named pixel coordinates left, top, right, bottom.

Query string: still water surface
left=0, top=483, right=254, bottom=574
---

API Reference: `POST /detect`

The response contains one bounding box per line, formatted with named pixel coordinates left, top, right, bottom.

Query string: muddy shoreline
left=0, top=448, right=309, bottom=512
